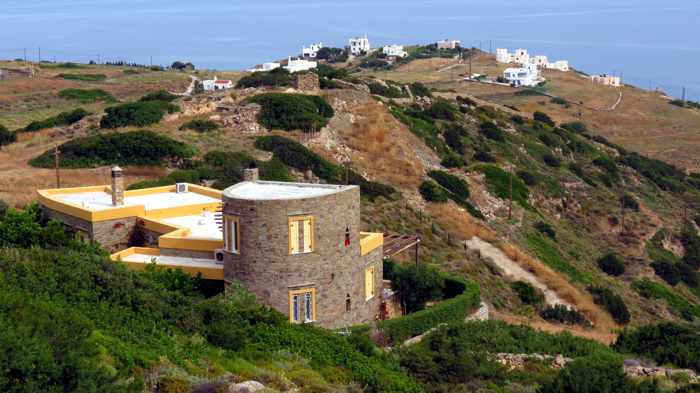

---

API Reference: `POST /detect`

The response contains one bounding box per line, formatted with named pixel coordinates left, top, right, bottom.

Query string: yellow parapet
left=360, top=232, right=383, bottom=256
left=111, top=247, right=224, bottom=280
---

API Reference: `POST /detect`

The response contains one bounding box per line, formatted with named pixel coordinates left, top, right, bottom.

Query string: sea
left=1, top=0, right=699, bottom=100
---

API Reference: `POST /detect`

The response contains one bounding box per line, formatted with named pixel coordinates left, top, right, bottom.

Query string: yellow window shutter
left=289, top=220, right=299, bottom=254
left=303, top=219, right=313, bottom=253
left=365, top=267, right=374, bottom=300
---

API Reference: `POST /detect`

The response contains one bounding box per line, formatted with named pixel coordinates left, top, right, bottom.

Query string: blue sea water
left=1, top=0, right=699, bottom=99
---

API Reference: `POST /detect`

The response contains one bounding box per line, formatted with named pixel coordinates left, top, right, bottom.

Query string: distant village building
left=247, top=62, right=281, bottom=73
left=529, top=55, right=549, bottom=68
left=503, top=64, right=541, bottom=87
left=436, top=39, right=461, bottom=50
left=497, top=47, right=569, bottom=72
left=546, top=60, right=570, bottom=72
left=496, top=48, right=511, bottom=63
left=302, top=42, right=323, bottom=58
left=591, top=74, right=622, bottom=87
left=382, top=44, right=408, bottom=58
left=512, top=48, right=530, bottom=65
left=348, top=35, right=370, bottom=56
left=202, top=76, right=233, bottom=91
left=284, top=57, right=317, bottom=73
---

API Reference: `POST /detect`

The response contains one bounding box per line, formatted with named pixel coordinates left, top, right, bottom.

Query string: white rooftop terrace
left=55, top=190, right=220, bottom=211
left=163, top=212, right=222, bottom=240
left=119, top=252, right=222, bottom=268
left=224, top=181, right=355, bottom=201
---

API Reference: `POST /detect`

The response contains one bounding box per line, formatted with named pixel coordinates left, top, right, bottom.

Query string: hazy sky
left=2, top=0, right=699, bottom=99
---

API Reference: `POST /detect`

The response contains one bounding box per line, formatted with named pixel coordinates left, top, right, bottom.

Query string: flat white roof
left=224, top=181, right=355, bottom=201
left=56, top=190, right=220, bottom=211
left=119, top=253, right=223, bottom=270
left=163, top=212, right=222, bottom=240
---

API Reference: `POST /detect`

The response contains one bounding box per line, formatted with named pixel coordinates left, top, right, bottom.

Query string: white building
left=512, top=48, right=530, bottom=65
left=591, top=74, right=622, bottom=87
left=202, top=76, right=233, bottom=91
left=547, top=60, right=570, bottom=72
left=503, top=64, right=541, bottom=87
left=382, top=44, right=408, bottom=58
left=302, top=42, right=323, bottom=58
left=284, top=57, right=317, bottom=73
left=529, top=55, right=549, bottom=68
left=436, top=39, right=461, bottom=50
left=247, top=62, right=281, bottom=73
left=349, top=35, right=370, bottom=56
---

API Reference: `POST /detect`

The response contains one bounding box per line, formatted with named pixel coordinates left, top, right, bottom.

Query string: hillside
left=2, top=57, right=700, bottom=392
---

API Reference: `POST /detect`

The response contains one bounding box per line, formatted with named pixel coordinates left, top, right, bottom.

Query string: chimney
left=243, top=165, right=259, bottom=182
left=111, top=166, right=124, bottom=206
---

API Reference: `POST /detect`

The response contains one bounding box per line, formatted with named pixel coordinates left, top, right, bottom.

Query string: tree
left=0, top=124, right=16, bottom=147
left=534, top=111, right=556, bottom=127
left=392, top=263, right=445, bottom=314
left=597, top=253, right=626, bottom=276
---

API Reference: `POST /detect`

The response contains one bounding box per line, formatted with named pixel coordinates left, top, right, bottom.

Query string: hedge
left=58, top=73, right=106, bottom=82
left=378, top=278, right=480, bottom=344
left=58, top=88, right=115, bottom=103
left=100, top=100, right=179, bottom=129
left=236, top=67, right=292, bottom=88
left=245, top=93, right=334, bottom=132
left=23, top=108, right=90, bottom=132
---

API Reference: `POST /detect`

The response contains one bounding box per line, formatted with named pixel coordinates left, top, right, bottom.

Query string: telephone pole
left=53, top=146, right=61, bottom=188
left=508, top=170, right=513, bottom=220
left=38, top=46, right=41, bottom=63
left=682, top=86, right=687, bottom=102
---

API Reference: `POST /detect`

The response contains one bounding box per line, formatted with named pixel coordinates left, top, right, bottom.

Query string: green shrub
left=681, top=223, right=700, bottom=269
left=254, top=135, right=395, bottom=200
left=534, top=222, right=556, bottom=240
left=651, top=260, right=681, bottom=286
left=620, top=152, right=688, bottom=192
left=58, top=88, right=116, bottom=103
left=588, top=286, right=630, bottom=324
left=614, top=322, right=700, bottom=372
left=593, top=155, right=619, bottom=178
left=517, top=170, right=539, bottom=186
left=427, top=170, right=469, bottom=200
left=533, top=111, right=555, bottom=127
left=511, top=281, right=544, bottom=305
left=473, top=165, right=529, bottom=208
left=389, top=105, right=449, bottom=158
left=409, top=82, right=432, bottom=98
left=620, top=194, right=639, bottom=211
left=442, top=124, right=466, bottom=154
left=473, top=150, right=496, bottom=163
left=368, top=82, right=406, bottom=98
left=379, top=280, right=480, bottom=344
left=480, top=122, right=505, bottom=141
left=236, top=67, right=292, bottom=88
left=245, top=93, right=333, bottom=132
left=525, top=233, right=591, bottom=284
left=391, top=263, right=445, bottom=314
left=58, top=73, right=107, bottom=82
left=100, top=100, right=179, bottom=128
left=597, top=254, right=626, bottom=276
left=424, top=100, right=458, bottom=121
left=540, top=305, right=588, bottom=326
left=179, top=119, right=218, bottom=133
left=157, top=376, right=190, bottom=393
left=0, top=124, right=17, bottom=147
left=140, top=90, right=178, bottom=102
left=543, top=153, right=561, bottom=167
left=440, top=154, right=465, bottom=168
left=633, top=279, right=700, bottom=321
left=419, top=180, right=448, bottom=203
left=23, top=108, right=90, bottom=132
left=561, top=121, right=588, bottom=134
left=29, top=130, right=194, bottom=168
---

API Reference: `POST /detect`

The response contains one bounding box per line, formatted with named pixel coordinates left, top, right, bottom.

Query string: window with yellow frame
left=288, top=215, right=314, bottom=255
left=224, top=215, right=240, bottom=254
left=365, top=265, right=375, bottom=300
left=289, top=288, right=316, bottom=323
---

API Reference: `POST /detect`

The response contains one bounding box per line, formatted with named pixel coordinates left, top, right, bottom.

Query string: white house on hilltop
left=436, top=39, right=461, bottom=50
left=247, top=62, right=281, bottom=73
left=503, top=64, right=541, bottom=87
left=547, top=60, right=570, bottom=72
left=382, top=44, right=408, bottom=58
left=498, top=47, right=569, bottom=72
left=284, top=57, right=317, bottom=73
left=349, top=35, right=370, bottom=56
left=591, top=74, right=622, bottom=87
left=202, top=76, right=233, bottom=91
left=529, top=55, right=549, bottom=68
left=303, top=42, right=323, bottom=58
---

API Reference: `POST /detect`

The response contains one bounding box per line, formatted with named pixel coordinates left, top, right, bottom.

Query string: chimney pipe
left=243, top=167, right=259, bottom=182
left=111, top=166, right=124, bottom=206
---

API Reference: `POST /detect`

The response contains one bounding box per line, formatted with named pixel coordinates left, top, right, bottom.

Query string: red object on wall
left=113, top=222, right=125, bottom=229
left=344, top=226, right=350, bottom=246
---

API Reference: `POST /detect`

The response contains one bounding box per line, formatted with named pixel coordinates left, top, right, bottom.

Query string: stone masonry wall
left=41, top=206, right=135, bottom=253
left=223, top=186, right=382, bottom=328
left=293, top=73, right=320, bottom=91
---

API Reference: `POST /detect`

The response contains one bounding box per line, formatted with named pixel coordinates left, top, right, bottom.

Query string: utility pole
left=23, top=48, right=26, bottom=63
left=508, top=170, right=513, bottom=220
left=489, top=40, right=492, bottom=54
left=53, top=146, right=61, bottom=188
left=682, top=86, right=687, bottom=102
left=38, top=46, right=41, bottom=63
left=620, top=198, right=625, bottom=233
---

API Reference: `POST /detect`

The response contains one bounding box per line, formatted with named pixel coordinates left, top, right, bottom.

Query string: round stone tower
left=221, top=181, right=382, bottom=328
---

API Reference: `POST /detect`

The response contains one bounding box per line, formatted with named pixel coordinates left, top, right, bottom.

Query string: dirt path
left=491, top=310, right=618, bottom=344
left=466, top=236, right=571, bottom=307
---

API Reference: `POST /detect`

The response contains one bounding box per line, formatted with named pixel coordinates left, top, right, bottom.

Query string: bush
left=651, top=260, right=681, bottom=286
left=614, top=322, right=700, bottom=372
left=620, top=152, right=688, bottom=193
left=620, top=194, right=639, bottom=211
left=368, top=82, right=406, bottom=98
left=540, top=305, right=588, bottom=326
left=246, top=93, right=333, bottom=132
left=29, top=130, right=194, bottom=168
left=473, top=150, right=496, bottom=163
left=140, top=90, right=178, bottom=102
left=597, top=254, right=626, bottom=276
left=534, top=222, right=556, bottom=240
left=633, top=279, right=700, bottom=321
left=255, top=135, right=396, bottom=200
left=157, top=376, right=190, bottom=393
left=237, top=67, right=292, bottom=88
left=588, top=286, right=630, bottom=324
left=58, top=88, right=115, bottom=103
left=561, top=121, right=588, bottom=134
left=533, top=111, right=555, bottom=127
left=23, top=108, right=90, bottom=132
left=543, top=153, right=561, bottom=167
left=517, top=170, right=539, bottom=186
left=440, top=154, right=465, bottom=168
left=427, top=170, right=469, bottom=200
left=473, top=165, right=530, bottom=208
left=100, top=100, right=179, bottom=128
left=391, top=263, right=445, bottom=314
left=480, top=122, right=505, bottom=141
left=409, top=82, right=432, bottom=98
left=442, top=124, right=466, bottom=154
left=179, top=119, right=218, bottom=133
left=511, top=281, right=544, bottom=305
left=681, top=223, right=700, bottom=269
left=0, top=124, right=17, bottom=147
left=57, top=73, right=106, bottom=82
left=424, top=100, right=458, bottom=121
left=419, top=180, right=448, bottom=203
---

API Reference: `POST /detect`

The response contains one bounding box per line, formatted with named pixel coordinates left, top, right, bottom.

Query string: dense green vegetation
left=255, top=135, right=396, bottom=200
left=525, top=233, right=592, bottom=284
left=419, top=180, right=448, bottom=203
left=633, top=279, right=700, bottom=321
left=615, top=322, right=700, bottom=372
left=58, top=73, right=107, bottom=82
left=245, top=93, right=334, bottom=132
left=29, top=130, right=195, bottom=168
left=58, top=88, right=116, bottom=103
left=100, top=100, right=179, bottom=128
left=368, top=81, right=407, bottom=98
left=179, top=119, right=219, bottom=133
left=511, top=281, right=544, bottom=305
left=473, top=164, right=530, bottom=209
left=385, top=261, right=445, bottom=314
left=23, top=108, right=90, bottom=132
left=540, top=304, right=589, bottom=326
left=0, top=124, right=16, bottom=147
left=597, top=253, right=626, bottom=276
left=139, top=90, right=178, bottom=103
left=427, top=170, right=470, bottom=199
left=236, top=67, right=292, bottom=88
left=588, top=286, right=631, bottom=324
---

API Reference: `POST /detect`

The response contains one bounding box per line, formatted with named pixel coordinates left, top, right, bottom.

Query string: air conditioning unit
left=176, top=183, right=189, bottom=193
left=214, top=249, right=226, bottom=264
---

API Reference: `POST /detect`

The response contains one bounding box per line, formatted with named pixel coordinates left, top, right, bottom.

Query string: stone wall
left=41, top=206, right=136, bottom=252
left=223, top=186, right=382, bottom=328
left=293, top=73, right=320, bottom=91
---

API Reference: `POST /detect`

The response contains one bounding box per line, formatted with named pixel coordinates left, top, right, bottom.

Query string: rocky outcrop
left=624, top=365, right=699, bottom=383
left=219, top=103, right=264, bottom=133
left=229, top=380, right=266, bottom=393
left=493, top=353, right=573, bottom=371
